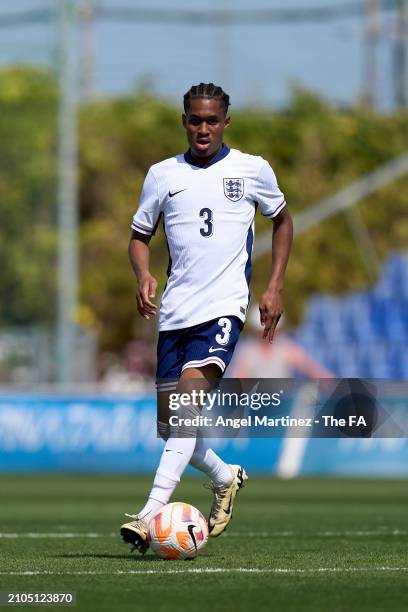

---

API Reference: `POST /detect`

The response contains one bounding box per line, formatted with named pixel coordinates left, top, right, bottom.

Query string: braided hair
left=183, top=83, right=230, bottom=114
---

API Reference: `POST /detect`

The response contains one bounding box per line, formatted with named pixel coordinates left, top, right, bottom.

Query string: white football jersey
left=131, top=145, right=286, bottom=331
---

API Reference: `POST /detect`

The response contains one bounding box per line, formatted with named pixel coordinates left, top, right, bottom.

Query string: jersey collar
left=184, top=144, right=230, bottom=168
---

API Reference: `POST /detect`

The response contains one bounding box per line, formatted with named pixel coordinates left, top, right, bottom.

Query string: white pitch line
left=317, top=530, right=408, bottom=537
left=224, top=531, right=408, bottom=537
left=0, top=567, right=407, bottom=576
left=0, top=530, right=406, bottom=539
left=224, top=531, right=295, bottom=537
left=0, top=533, right=104, bottom=539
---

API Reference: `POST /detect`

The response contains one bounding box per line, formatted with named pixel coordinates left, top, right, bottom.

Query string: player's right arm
left=128, top=231, right=157, bottom=320
left=129, top=167, right=162, bottom=320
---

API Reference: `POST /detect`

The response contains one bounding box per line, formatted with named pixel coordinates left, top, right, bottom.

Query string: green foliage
left=0, top=67, right=57, bottom=325
left=1, top=68, right=408, bottom=353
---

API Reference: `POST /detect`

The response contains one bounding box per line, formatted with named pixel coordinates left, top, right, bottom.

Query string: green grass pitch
left=0, top=475, right=407, bottom=612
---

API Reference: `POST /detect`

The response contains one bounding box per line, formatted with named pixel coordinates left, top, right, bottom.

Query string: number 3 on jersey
left=199, top=208, right=213, bottom=237
left=215, top=317, right=232, bottom=345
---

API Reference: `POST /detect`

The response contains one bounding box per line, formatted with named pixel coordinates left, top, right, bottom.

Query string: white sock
left=138, top=436, right=197, bottom=521
left=190, top=437, right=233, bottom=488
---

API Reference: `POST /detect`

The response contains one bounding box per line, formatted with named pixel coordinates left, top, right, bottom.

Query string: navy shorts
left=156, top=316, right=243, bottom=386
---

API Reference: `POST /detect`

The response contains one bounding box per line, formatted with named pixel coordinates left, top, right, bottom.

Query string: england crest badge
left=223, top=178, right=244, bottom=202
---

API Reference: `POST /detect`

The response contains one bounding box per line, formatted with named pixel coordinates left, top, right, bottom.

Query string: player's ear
left=182, top=113, right=187, bottom=128
left=224, top=115, right=231, bottom=129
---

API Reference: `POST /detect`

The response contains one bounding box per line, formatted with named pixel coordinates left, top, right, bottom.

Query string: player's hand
left=259, top=289, right=283, bottom=343
left=136, top=273, right=158, bottom=320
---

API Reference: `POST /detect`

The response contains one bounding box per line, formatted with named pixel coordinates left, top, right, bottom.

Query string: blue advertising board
left=0, top=390, right=407, bottom=475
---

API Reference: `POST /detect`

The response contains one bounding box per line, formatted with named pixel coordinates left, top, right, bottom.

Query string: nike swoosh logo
left=169, top=189, right=187, bottom=198
left=209, top=347, right=228, bottom=353
left=187, top=524, right=197, bottom=552
left=224, top=495, right=233, bottom=515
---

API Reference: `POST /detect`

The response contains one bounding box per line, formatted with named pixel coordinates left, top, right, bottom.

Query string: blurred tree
left=0, top=67, right=57, bottom=325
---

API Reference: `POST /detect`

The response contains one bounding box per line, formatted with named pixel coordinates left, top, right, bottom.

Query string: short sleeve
left=131, top=168, right=162, bottom=235
left=254, top=160, right=286, bottom=219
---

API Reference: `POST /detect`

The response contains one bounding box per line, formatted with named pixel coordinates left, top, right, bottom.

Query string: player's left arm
left=259, top=207, right=293, bottom=343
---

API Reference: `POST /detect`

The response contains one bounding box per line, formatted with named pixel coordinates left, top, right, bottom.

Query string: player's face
left=182, top=98, right=230, bottom=161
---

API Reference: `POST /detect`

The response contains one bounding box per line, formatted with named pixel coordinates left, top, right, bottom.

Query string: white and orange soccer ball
left=148, top=502, right=208, bottom=560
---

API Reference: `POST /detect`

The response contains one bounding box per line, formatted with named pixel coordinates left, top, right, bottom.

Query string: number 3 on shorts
left=215, top=317, right=232, bottom=345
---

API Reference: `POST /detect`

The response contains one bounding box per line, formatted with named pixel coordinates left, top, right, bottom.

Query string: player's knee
left=169, top=402, right=200, bottom=438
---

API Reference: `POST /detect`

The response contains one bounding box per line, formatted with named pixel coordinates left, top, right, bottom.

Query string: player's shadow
left=55, top=553, right=160, bottom=562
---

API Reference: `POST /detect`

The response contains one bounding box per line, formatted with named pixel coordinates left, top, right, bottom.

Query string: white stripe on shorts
left=181, top=356, right=226, bottom=373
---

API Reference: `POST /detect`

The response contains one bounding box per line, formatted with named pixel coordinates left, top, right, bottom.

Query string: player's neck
left=189, top=144, right=224, bottom=167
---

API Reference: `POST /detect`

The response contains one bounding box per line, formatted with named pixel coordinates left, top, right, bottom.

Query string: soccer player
left=121, top=83, right=293, bottom=553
